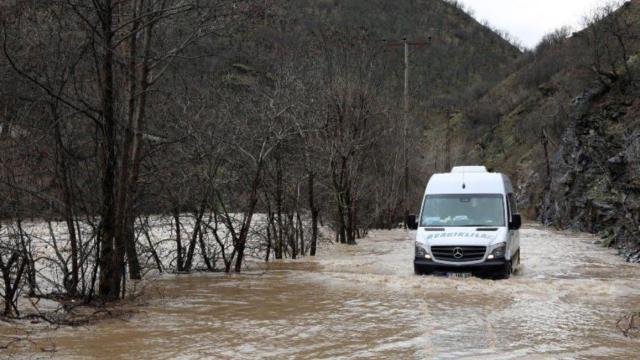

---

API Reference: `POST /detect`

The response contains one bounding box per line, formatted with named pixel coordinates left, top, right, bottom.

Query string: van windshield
left=420, top=194, right=505, bottom=227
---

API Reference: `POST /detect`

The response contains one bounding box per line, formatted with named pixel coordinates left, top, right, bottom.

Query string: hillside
left=242, top=0, right=525, bottom=213
left=0, top=0, right=523, bottom=220
left=224, top=0, right=523, bottom=137
left=436, top=0, right=640, bottom=259
left=286, top=0, right=522, bottom=106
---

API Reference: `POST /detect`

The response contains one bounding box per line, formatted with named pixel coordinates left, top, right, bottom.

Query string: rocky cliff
left=540, top=81, right=640, bottom=261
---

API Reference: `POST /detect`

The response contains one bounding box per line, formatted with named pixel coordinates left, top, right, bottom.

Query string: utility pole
left=403, top=38, right=409, bottom=229
left=386, top=38, right=429, bottom=229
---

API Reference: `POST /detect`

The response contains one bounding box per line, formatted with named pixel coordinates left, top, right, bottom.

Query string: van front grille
left=431, top=246, right=486, bottom=262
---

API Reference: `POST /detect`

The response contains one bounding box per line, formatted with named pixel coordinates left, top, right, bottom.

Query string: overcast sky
left=457, top=0, right=617, bottom=48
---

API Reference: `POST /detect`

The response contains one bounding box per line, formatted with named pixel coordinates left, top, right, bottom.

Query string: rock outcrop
left=540, top=83, right=640, bottom=261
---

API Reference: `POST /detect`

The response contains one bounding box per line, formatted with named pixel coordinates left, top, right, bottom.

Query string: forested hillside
left=439, top=0, right=640, bottom=259
left=0, top=0, right=521, bottom=311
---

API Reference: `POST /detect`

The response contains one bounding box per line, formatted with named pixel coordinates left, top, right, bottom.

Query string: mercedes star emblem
left=452, top=247, right=464, bottom=259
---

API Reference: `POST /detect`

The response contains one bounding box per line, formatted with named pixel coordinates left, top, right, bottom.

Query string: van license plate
left=447, top=272, right=472, bottom=279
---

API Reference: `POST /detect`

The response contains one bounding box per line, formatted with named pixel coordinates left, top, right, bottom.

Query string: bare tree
left=580, top=1, right=639, bottom=86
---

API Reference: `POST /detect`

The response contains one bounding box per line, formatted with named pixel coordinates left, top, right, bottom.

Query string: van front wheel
left=414, top=264, right=433, bottom=276
left=494, top=260, right=512, bottom=280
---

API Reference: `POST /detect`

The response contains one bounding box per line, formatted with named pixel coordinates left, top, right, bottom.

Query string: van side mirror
left=406, top=214, right=418, bottom=230
left=509, top=214, right=522, bottom=230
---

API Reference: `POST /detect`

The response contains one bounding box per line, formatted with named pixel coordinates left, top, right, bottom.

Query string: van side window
left=507, top=193, right=518, bottom=217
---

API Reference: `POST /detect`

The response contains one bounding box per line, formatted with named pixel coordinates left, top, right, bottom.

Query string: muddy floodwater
left=4, top=225, right=640, bottom=359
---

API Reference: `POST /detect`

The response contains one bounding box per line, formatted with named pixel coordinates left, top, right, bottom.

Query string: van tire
left=494, top=260, right=512, bottom=280
left=512, top=250, right=521, bottom=273
left=414, top=264, right=432, bottom=276
left=414, top=264, right=423, bottom=275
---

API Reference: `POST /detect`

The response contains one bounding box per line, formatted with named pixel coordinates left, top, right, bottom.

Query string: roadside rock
left=537, top=83, right=640, bottom=262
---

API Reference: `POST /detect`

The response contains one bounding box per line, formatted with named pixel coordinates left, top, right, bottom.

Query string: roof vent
left=451, top=166, right=488, bottom=174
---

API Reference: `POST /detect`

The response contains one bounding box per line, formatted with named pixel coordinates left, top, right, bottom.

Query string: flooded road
left=5, top=225, right=640, bottom=359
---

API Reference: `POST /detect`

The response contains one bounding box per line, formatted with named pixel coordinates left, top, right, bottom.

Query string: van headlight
left=415, top=242, right=430, bottom=259
left=488, top=243, right=506, bottom=259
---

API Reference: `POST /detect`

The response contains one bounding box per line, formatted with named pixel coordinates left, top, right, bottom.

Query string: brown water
left=3, top=225, right=640, bottom=359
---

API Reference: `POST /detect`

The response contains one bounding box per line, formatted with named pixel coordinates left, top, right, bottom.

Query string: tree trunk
left=115, top=0, right=151, bottom=282
left=198, top=226, right=214, bottom=271
left=124, top=215, right=141, bottom=279
left=184, top=200, right=206, bottom=271
left=265, top=212, right=272, bottom=262
left=211, top=206, right=233, bottom=273
left=53, top=120, right=78, bottom=295
left=173, top=208, right=183, bottom=272
left=288, top=212, right=296, bottom=259
left=142, top=218, right=163, bottom=273
left=234, top=163, right=263, bottom=272
left=344, top=183, right=356, bottom=245
left=16, top=222, right=37, bottom=299
left=541, top=128, right=551, bottom=191
left=308, top=170, right=319, bottom=256
left=0, top=254, right=26, bottom=317
left=331, top=157, right=349, bottom=244
left=275, top=156, right=284, bottom=259
left=123, top=1, right=154, bottom=280
left=296, top=210, right=304, bottom=256
left=98, top=0, right=122, bottom=300
left=264, top=199, right=274, bottom=262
